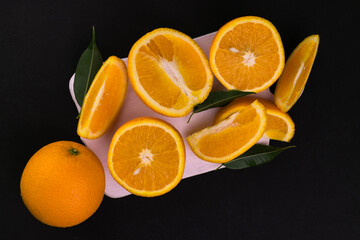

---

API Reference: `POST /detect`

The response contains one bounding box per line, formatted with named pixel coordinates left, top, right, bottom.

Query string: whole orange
left=20, top=141, right=105, bottom=227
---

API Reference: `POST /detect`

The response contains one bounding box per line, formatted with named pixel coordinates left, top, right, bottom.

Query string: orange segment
left=274, top=35, right=319, bottom=112
left=108, top=117, right=185, bottom=197
left=209, top=16, right=285, bottom=93
left=187, top=100, right=267, bottom=163
left=77, top=56, right=128, bottom=139
left=215, top=96, right=295, bottom=142
left=128, top=28, right=213, bottom=117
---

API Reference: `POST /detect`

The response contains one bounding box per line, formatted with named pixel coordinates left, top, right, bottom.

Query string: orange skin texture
left=20, top=141, right=105, bottom=227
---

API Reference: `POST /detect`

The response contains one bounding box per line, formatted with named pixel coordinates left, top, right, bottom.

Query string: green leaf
left=187, top=90, right=254, bottom=123
left=73, top=26, right=103, bottom=107
left=223, top=144, right=295, bottom=170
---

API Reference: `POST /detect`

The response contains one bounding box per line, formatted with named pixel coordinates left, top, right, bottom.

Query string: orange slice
left=77, top=56, right=128, bottom=139
left=108, top=117, right=185, bottom=197
left=127, top=28, right=213, bottom=117
left=215, top=96, right=295, bottom=142
left=187, top=100, right=267, bottom=163
left=209, top=16, right=285, bottom=93
left=274, top=35, right=319, bottom=112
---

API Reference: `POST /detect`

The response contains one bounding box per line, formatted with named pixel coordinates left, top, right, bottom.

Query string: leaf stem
left=215, top=164, right=223, bottom=171
left=187, top=111, right=195, bottom=123
left=69, top=147, right=79, bottom=155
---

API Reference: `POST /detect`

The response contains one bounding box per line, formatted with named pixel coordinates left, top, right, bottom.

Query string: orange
left=187, top=100, right=267, bottom=163
left=215, top=96, right=295, bottom=142
left=77, top=56, right=128, bottom=139
left=20, top=141, right=105, bottom=228
left=108, top=117, right=185, bottom=197
left=127, top=28, right=213, bottom=117
left=274, top=35, right=320, bottom=112
left=209, top=16, right=285, bottom=93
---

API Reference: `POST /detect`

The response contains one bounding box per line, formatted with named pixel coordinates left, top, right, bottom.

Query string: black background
left=2, top=0, right=360, bottom=239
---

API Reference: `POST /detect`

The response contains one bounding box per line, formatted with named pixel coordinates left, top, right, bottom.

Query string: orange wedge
left=127, top=28, right=213, bottom=117
left=274, top=35, right=319, bottom=112
left=215, top=96, right=295, bottom=142
left=209, top=16, right=285, bottom=93
left=108, top=117, right=185, bottom=197
left=187, top=100, right=267, bottom=163
left=77, top=56, right=128, bottom=139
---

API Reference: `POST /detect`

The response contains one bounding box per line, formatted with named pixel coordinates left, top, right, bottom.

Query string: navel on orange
left=209, top=16, right=285, bottom=93
left=108, top=117, right=185, bottom=197
left=77, top=56, right=128, bottom=139
left=215, top=96, right=295, bottom=142
left=274, top=35, right=319, bottom=112
left=187, top=100, right=267, bottom=163
left=127, top=28, right=213, bottom=117
left=20, top=141, right=105, bottom=227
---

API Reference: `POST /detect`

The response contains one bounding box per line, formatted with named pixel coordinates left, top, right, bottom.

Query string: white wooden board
left=69, top=32, right=272, bottom=198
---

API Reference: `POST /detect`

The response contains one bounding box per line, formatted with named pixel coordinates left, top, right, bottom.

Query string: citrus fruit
left=20, top=141, right=105, bottom=228
left=187, top=100, right=267, bottom=163
left=77, top=56, right=128, bottom=139
left=108, top=117, right=185, bottom=197
left=209, top=16, right=285, bottom=93
left=274, top=34, right=319, bottom=112
left=127, top=28, right=213, bottom=117
left=215, top=96, right=295, bottom=142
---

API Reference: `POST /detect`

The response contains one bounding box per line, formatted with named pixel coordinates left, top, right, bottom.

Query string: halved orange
left=274, top=35, right=319, bottom=112
left=215, top=96, right=295, bottom=142
left=187, top=100, right=267, bottom=163
left=127, top=28, right=213, bottom=117
left=77, top=56, right=128, bottom=139
left=108, top=117, right=185, bottom=197
left=209, top=16, right=285, bottom=93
